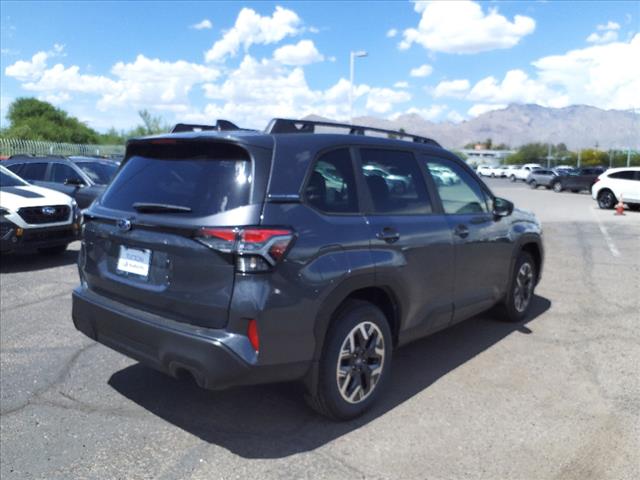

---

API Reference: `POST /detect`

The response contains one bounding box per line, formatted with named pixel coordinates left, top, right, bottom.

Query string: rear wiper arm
left=132, top=202, right=192, bottom=213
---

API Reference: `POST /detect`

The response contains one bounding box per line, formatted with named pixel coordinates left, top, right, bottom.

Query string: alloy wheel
left=336, top=321, right=385, bottom=404
left=513, top=262, right=534, bottom=313
left=598, top=191, right=615, bottom=209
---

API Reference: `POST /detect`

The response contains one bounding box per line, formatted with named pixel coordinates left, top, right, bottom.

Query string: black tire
left=529, top=180, right=538, bottom=189
left=597, top=189, right=616, bottom=209
left=571, top=189, right=580, bottom=193
left=496, top=251, right=537, bottom=323
left=509, top=175, right=516, bottom=182
left=38, top=244, right=68, bottom=255
left=306, top=300, right=392, bottom=420
left=552, top=182, right=563, bottom=193
left=628, top=203, right=640, bottom=211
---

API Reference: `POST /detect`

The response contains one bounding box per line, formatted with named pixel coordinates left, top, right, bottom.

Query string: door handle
left=454, top=224, right=469, bottom=239
left=376, top=227, right=400, bottom=244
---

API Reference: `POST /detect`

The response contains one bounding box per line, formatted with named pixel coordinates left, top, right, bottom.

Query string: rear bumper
left=1, top=222, right=79, bottom=253
left=72, top=287, right=308, bottom=390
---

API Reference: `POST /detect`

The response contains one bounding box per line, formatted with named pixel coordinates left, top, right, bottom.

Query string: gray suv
left=72, top=119, right=544, bottom=420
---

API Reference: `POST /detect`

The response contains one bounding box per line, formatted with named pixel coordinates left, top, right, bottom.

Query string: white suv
left=591, top=167, right=640, bottom=210
left=0, top=165, right=80, bottom=254
left=510, top=163, right=542, bottom=182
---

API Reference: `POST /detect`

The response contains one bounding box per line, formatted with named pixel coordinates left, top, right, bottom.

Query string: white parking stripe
left=591, top=208, right=621, bottom=257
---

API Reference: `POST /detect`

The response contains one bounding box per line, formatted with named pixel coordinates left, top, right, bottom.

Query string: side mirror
left=493, top=197, right=513, bottom=218
left=64, top=178, right=86, bottom=188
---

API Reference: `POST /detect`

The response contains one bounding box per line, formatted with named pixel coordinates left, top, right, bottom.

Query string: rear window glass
left=100, top=143, right=252, bottom=216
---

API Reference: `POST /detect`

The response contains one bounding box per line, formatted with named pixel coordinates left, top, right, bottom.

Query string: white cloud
left=467, top=69, right=568, bottom=107
left=403, top=104, right=447, bottom=120
left=597, top=21, right=620, bottom=31
left=386, top=28, right=398, bottom=38
left=438, top=34, right=640, bottom=112
left=467, top=103, right=507, bottom=117
left=432, top=79, right=470, bottom=98
left=586, top=21, right=620, bottom=44
left=393, top=81, right=409, bottom=88
left=532, top=34, right=640, bottom=110
left=197, top=56, right=378, bottom=126
left=366, top=88, right=411, bottom=114
left=273, top=39, right=324, bottom=65
left=5, top=53, right=221, bottom=117
left=4, top=51, right=49, bottom=81
left=409, top=64, right=433, bottom=78
left=446, top=110, right=464, bottom=122
left=191, top=19, right=213, bottom=30
left=586, top=30, right=618, bottom=44
left=204, top=6, right=301, bottom=62
left=399, top=0, right=535, bottom=54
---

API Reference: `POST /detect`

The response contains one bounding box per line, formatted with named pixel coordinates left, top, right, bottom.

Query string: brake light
left=196, top=227, right=294, bottom=272
left=247, top=319, right=259, bottom=351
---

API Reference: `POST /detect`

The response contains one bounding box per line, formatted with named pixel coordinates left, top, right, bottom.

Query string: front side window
left=51, top=163, right=84, bottom=184
left=304, top=148, right=358, bottom=213
left=0, top=167, right=29, bottom=187
left=422, top=157, right=490, bottom=215
left=359, top=149, right=431, bottom=214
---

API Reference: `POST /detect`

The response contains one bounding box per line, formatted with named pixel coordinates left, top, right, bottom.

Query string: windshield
left=100, top=147, right=252, bottom=216
left=77, top=161, right=118, bottom=185
left=0, top=166, right=29, bottom=187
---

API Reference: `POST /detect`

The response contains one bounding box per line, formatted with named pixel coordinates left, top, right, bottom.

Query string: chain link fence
left=0, top=138, right=125, bottom=158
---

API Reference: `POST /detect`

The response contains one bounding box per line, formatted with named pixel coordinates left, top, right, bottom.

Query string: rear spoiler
left=171, top=120, right=257, bottom=133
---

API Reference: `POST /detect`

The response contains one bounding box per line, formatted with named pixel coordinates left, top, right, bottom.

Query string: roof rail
left=264, top=118, right=441, bottom=147
left=171, top=119, right=247, bottom=133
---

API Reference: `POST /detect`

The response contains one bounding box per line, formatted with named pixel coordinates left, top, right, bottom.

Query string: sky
left=1, top=0, right=639, bottom=132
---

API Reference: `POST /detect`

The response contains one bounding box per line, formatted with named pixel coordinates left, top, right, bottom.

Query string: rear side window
left=77, top=161, right=117, bottom=185
left=304, top=148, right=358, bottom=213
left=100, top=142, right=252, bottom=216
left=359, top=149, right=431, bottom=214
left=15, top=162, right=48, bottom=181
left=609, top=170, right=635, bottom=180
left=52, top=163, right=83, bottom=184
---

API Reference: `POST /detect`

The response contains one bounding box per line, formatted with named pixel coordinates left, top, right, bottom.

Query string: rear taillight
left=593, top=178, right=601, bottom=184
left=196, top=227, right=294, bottom=273
left=247, top=319, right=259, bottom=351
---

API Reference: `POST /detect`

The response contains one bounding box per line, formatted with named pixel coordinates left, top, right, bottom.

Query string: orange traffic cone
left=614, top=194, right=625, bottom=215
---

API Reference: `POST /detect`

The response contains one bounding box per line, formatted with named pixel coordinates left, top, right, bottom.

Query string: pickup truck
left=509, top=163, right=542, bottom=182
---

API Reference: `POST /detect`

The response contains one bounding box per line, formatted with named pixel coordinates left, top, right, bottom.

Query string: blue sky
left=1, top=1, right=639, bottom=131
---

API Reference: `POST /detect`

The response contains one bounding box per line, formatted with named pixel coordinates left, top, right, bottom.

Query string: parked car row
left=475, top=163, right=640, bottom=210
left=3, top=155, right=119, bottom=208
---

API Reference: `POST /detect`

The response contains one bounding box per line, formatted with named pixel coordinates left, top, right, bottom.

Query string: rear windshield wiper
left=132, top=202, right=192, bottom=213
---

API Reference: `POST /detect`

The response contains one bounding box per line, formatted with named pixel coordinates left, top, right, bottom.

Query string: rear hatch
left=80, top=138, right=271, bottom=329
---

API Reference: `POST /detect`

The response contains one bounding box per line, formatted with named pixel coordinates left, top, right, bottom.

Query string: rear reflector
left=247, top=319, right=259, bottom=351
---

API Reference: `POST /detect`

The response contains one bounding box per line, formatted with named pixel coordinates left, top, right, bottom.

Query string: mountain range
left=310, top=104, right=639, bottom=150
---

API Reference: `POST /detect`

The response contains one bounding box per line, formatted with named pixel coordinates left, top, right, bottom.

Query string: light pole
left=349, top=50, right=368, bottom=124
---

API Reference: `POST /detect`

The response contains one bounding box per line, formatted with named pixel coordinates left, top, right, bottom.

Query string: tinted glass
left=18, top=162, right=48, bottom=181
left=610, top=170, right=635, bottom=180
left=360, top=149, right=431, bottom=214
left=0, top=168, right=28, bottom=187
left=305, top=148, right=358, bottom=213
left=52, top=163, right=84, bottom=184
left=77, top=161, right=117, bottom=185
left=423, top=157, right=489, bottom=214
left=100, top=144, right=252, bottom=216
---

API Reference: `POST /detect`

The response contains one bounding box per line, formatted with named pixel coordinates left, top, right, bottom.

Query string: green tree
left=2, top=97, right=100, bottom=143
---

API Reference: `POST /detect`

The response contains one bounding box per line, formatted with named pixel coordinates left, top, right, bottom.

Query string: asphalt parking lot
left=1, top=178, right=639, bottom=480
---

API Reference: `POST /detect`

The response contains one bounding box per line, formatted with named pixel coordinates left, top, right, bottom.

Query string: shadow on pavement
left=109, top=295, right=551, bottom=459
left=0, top=247, right=78, bottom=273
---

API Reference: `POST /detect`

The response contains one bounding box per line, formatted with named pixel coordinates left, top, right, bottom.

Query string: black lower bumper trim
left=72, top=287, right=308, bottom=390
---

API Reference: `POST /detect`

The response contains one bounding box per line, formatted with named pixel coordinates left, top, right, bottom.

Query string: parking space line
left=591, top=209, right=621, bottom=258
